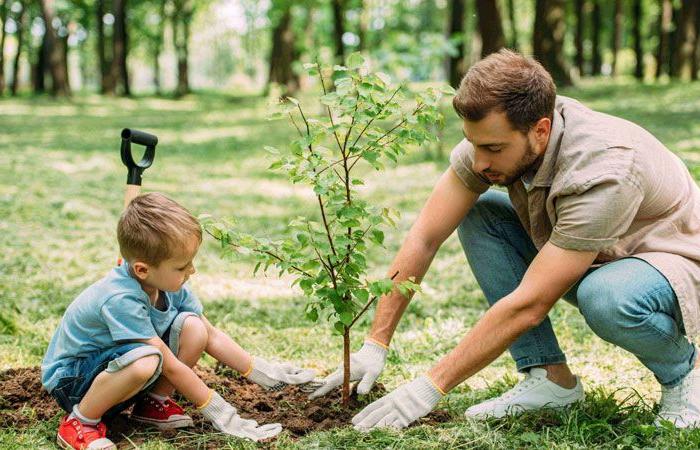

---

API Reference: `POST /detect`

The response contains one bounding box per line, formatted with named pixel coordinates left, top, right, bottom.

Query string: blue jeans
left=458, top=190, right=696, bottom=387
left=48, top=311, right=197, bottom=417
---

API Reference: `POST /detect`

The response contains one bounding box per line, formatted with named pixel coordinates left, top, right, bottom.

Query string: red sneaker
left=56, top=415, right=116, bottom=450
left=130, top=395, right=193, bottom=430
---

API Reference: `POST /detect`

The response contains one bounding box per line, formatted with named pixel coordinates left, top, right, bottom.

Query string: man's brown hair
left=452, top=49, right=556, bottom=133
left=117, top=192, right=202, bottom=266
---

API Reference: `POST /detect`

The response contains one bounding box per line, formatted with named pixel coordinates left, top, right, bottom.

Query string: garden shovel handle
left=120, top=128, right=158, bottom=208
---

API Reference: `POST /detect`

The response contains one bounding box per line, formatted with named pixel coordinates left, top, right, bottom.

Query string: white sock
left=69, top=404, right=100, bottom=425
left=148, top=392, right=169, bottom=402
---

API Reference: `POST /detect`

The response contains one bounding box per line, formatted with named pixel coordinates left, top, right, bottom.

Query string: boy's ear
left=131, top=261, right=150, bottom=280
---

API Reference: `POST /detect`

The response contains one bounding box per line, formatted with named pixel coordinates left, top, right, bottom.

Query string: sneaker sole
left=130, top=416, right=194, bottom=430
left=57, top=434, right=117, bottom=450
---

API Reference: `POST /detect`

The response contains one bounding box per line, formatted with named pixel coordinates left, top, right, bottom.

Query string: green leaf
left=306, top=308, right=319, bottom=322
left=346, top=52, right=365, bottom=69
left=339, top=310, right=354, bottom=326
left=334, top=321, right=345, bottom=335
left=370, top=229, right=384, bottom=245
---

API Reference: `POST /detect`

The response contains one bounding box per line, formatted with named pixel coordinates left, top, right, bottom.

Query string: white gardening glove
left=245, top=356, right=317, bottom=391
left=352, top=375, right=443, bottom=431
left=200, top=391, right=282, bottom=441
left=309, top=339, right=388, bottom=399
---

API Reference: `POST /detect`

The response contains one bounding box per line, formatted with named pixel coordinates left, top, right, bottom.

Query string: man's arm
left=428, top=242, right=597, bottom=392
left=369, top=167, right=479, bottom=346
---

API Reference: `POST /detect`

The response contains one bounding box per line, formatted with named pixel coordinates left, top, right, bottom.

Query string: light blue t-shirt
left=41, top=262, right=203, bottom=392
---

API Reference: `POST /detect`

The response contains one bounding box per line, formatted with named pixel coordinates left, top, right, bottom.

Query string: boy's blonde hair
left=117, top=192, right=202, bottom=266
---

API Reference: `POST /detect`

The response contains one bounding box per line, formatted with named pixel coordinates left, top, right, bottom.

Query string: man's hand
left=352, top=376, right=443, bottom=431
left=309, top=340, right=388, bottom=399
left=200, top=391, right=282, bottom=441
left=245, top=356, right=316, bottom=391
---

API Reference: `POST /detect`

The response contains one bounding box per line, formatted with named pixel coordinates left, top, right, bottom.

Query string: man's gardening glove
left=200, top=391, right=282, bottom=441
left=309, top=339, right=388, bottom=399
left=351, top=375, right=443, bottom=431
left=244, top=356, right=316, bottom=391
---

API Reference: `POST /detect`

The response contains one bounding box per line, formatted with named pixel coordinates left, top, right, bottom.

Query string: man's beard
left=485, top=141, right=541, bottom=187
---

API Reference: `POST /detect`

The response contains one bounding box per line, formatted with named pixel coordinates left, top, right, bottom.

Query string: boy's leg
left=149, top=313, right=208, bottom=397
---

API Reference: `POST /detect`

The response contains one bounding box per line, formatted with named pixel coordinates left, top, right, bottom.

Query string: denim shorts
left=49, top=311, right=197, bottom=417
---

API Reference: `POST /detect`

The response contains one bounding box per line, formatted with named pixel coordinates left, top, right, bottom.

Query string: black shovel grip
left=120, top=128, right=158, bottom=185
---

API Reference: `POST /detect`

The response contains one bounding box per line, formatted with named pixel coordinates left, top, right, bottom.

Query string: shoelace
left=499, top=373, right=539, bottom=401
left=69, top=419, right=105, bottom=442
left=659, top=382, right=690, bottom=416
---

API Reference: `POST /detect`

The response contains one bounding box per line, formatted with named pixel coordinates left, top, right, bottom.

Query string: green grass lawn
left=2, top=80, right=700, bottom=449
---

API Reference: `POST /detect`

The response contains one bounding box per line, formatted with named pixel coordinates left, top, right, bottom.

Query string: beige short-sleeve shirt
left=450, top=96, right=700, bottom=336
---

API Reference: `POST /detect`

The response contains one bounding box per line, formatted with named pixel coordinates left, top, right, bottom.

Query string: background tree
left=611, top=0, right=623, bottom=76
left=475, top=0, right=505, bottom=57
left=11, top=0, right=28, bottom=95
left=446, top=0, right=466, bottom=88
left=506, top=0, right=519, bottom=51
left=633, top=0, right=644, bottom=79
left=0, top=0, right=9, bottom=94
left=657, top=0, right=673, bottom=78
left=575, top=0, right=586, bottom=77
left=267, top=1, right=299, bottom=96
left=591, top=0, right=602, bottom=75
left=39, top=0, right=71, bottom=96
left=672, top=0, right=699, bottom=80
left=534, top=0, right=572, bottom=86
left=172, top=0, right=193, bottom=96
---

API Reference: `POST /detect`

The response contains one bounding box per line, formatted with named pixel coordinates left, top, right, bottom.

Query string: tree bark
left=11, top=1, right=27, bottom=95
left=331, top=0, right=345, bottom=63
left=342, top=327, right=350, bottom=405
left=693, top=0, right=700, bottom=79
left=109, top=0, right=129, bottom=95
left=267, top=5, right=299, bottom=96
left=33, top=31, right=48, bottom=93
left=656, top=0, right=672, bottom=78
left=611, top=0, right=623, bottom=75
left=591, top=0, right=602, bottom=75
left=153, top=0, right=165, bottom=94
left=0, top=0, right=9, bottom=94
left=669, top=1, right=681, bottom=76
left=173, top=0, right=192, bottom=97
left=475, top=0, right=505, bottom=57
left=633, top=0, right=644, bottom=79
left=446, top=0, right=466, bottom=88
left=673, top=0, right=699, bottom=80
left=96, top=0, right=114, bottom=94
left=533, top=0, right=572, bottom=86
left=39, top=0, right=70, bottom=96
left=506, top=0, right=518, bottom=51
left=575, top=0, right=585, bottom=76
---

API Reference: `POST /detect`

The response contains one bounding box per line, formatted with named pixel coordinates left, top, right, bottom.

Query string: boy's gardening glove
left=200, top=391, right=282, bottom=441
left=245, top=356, right=316, bottom=391
left=309, top=339, right=387, bottom=399
left=352, top=375, right=443, bottom=431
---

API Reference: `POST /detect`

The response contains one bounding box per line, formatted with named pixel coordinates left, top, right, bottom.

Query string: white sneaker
left=655, top=367, right=700, bottom=428
left=465, top=368, right=584, bottom=419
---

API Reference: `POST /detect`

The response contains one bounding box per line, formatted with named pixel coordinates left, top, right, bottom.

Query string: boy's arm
left=200, top=315, right=252, bottom=374
left=200, top=315, right=316, bottom=389
left=136, top=336, right=210, bottom=405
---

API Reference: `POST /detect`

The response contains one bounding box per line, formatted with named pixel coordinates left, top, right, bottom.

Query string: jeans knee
left=577, top=281, right=642, bottom=341
left=457, top=190, right=512, bottom=244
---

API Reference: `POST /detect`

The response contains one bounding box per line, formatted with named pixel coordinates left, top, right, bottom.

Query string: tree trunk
left=267, top=6, right=299, bottom=96
left=446, top=0, right=466, bottom=88
left=611, top=0, right=623, bottom=75
left=633, top=0, right=644, bottom=79
left=575, top=0, right=585, bottom=76
left=693, top=0, right=700, bottom=79
left=591, top=0, right=602, bottom=75
left=506, top=0, right=518, bottom=51
left=475, top=0, right=505, bottom=57
left=533, top=0, right=572, bottom=86
left=33, top=32, right=48, bottom=93
left=342, top=327, right=350, bottom=405
left=11, top=1, right=27, bottom=95
left=109, top=0, right=129, bottom=95
left=0, top=0, right=9, bottom=94
left=331, top=0, right=345, bottom=63
left=153, top=0, right=165, bottom=94
left=358, top=0, right=369, bottom=51
left=173, top=0, right=192, bottom=97
left=669, top=1, right=682, bottom=76
left=96, top=0, right=114, bottom=94
left=656, top=0, right=672, bottom=78
left=673, top=0, right=699, bottom=80
left=39, top=0, right=70, bottom=96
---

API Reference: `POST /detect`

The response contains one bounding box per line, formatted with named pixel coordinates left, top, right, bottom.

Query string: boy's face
left=132, top=236, right=200, bottom=293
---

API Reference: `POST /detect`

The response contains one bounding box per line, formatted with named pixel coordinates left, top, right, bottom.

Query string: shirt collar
left=527, top=106, right=564, bottom=190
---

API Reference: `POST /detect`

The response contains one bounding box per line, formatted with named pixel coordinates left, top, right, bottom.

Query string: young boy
left=41, top=193, right=315, bottom=449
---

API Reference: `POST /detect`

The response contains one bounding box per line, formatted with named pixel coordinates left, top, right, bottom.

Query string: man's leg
left=458, top=190, right=573, bottom=381
left=575, top=257, right=700, bottom=426
left=458, top=190, right=583, bottom=419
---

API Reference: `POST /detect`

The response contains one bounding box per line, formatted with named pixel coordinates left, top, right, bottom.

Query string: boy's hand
left=245, top=356, right=316, bottom=391
left=309, top=340, right=387, bottom=399
left=200, top=391, right=282, bottom=441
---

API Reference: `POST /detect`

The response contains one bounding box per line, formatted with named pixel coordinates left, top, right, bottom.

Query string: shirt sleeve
left=101, top=295, right=157, bottom=341
left=549, top=178, right=643, bottom=252
left=176, top=283, right=204, bottom=315
left=449, top=139, right=492, bottom=194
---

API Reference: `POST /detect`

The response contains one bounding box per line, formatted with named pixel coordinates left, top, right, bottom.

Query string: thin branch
left=348, top=271, right=400, bottom=328
left=349, top=86, right=402, bottom=151
left=318, top=63, right=345, bottom=154
left=288, top=112, right=304, bottom=137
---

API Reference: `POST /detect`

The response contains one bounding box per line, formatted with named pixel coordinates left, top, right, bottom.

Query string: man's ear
left=531, top=117, right=551, bottom=153
left=131, top=261, right=150, bottom=280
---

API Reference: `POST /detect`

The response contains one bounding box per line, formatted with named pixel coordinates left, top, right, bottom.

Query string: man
left=310, top=49, right=700, bottom=430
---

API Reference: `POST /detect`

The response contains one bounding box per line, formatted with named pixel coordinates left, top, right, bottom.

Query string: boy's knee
left=182, top=315, right=209, bottom=350
left=128, top=353, right=162, bottom=382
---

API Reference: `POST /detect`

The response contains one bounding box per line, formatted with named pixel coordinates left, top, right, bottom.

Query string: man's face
left=463, top=111, right=551, bottom=187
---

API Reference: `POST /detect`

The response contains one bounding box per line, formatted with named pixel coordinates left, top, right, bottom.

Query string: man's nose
left=472, top=152, right=491, bottom=173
